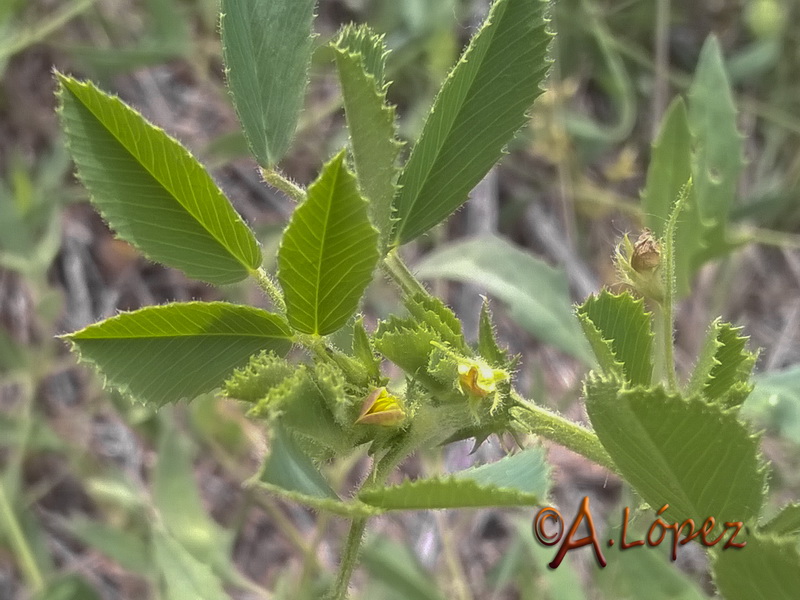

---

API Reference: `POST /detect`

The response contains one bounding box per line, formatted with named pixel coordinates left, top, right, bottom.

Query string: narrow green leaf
left=687, top=319, right=756, bottom=407
left=687, top=35, right=745, bottom=266
left=712, top=533, right=800, bottom=600
left=152, top=529, right=228, bottom=600
left=34, top=575, right=101, bottom=600
left=57, top=74, right=261, bottom=285
left=576, top=290, right=654, bottom=386
left=415, top=235, right=593, bottom=364
left=153, top=425, right=234, bottom=576
left=332, top=25, right=402, bottom=251
left=392, top=0, right=550, bottom=245
left=67, top=519, right=152, bottom=574
left=278, top=151, right=380, bottom=335
left=251, top=427, right=378, bottom=517
left=64, top=302, right=293, bottom=407
left=585, top=376, right=766, bottom=526
left=353, top=316, right=382, bottom=381
left=220, top=0, right=315, bottom=167
left=359, top=448, right=548, bottom=510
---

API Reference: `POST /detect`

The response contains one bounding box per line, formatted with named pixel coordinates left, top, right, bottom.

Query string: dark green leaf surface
left=57, top=74, right=261, bottom=285
left=585, top=376, right=765, bottom=526
left=278, top=151, right=380, bottom=335
left=415, top=235, right=592, bottom=363
left=392, top=0, right=550, bottom=245
left=221, top=0, right=315, bottom=167
left=333, top=25, right=402, bottom=251
left=64, top=302, right=292, bottom=406
left=577, top=291, right=653, bottom=386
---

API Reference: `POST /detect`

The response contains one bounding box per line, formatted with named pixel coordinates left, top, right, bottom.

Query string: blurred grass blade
left=742, top=366, right=800, bottom=444
left=392, top=0, right=550, bottom=245
left=152, top=529, right=227, bottom=600
left=415, top=235, right=593, bottom=364
left=332, top=25, right=402, bottom=252
left=63, top=302, right=293, bottom=407
left=361, top=538, right=444, bottom=600
left=221, top=0, right=316, bottom=168
left=33, top=575, right=102, bottom=600
left=278, top=151, right=380, bottom=335
left=57, top=74, right=261, bottom=285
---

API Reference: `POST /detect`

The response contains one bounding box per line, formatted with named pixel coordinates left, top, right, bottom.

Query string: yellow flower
left=356, top=387, right=406, bottom=427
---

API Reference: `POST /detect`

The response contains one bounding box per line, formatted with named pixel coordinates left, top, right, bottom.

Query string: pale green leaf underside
left=761, top=503, right=800, bottom=538
left=278, top=151, right=380, bottom=335
left=392, top=0, right=550, bottom=245
left=333, top=26, right=401, bottom=252
left=577, top=290, right=653, bottom=386
left=585, top=376, right=765, bottom=525
left=712, top=534, right=800, bottom=600
left=65, top=302, right=292, bottom=407
left=57, top=74, right=261, bottom=285
left=359, top=448, right=548, bottom=511
left=415, top=235, right=593, bottom=364
left=220, top=0, right=315, bottom=167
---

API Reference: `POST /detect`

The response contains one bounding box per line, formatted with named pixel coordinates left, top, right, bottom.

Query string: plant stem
left=510, top=391, right=617, bottom=473
left=261, top=168, right=306, bottom=202
left=381, top=248, right=430, bottom=298
left=252, top=267, right=286, bottom=313
left=0, top=483, right=44, bottom=594
left=327, top=516, right=369, bottom=600
left=661, top=181, right=691, bottom=392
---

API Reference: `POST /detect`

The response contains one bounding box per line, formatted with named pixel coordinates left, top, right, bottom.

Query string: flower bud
left=356, top=387, right=406, bottom=427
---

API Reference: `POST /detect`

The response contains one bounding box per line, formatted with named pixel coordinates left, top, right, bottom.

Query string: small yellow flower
left=458, top=362, right=501, bottom=398
left=356, top=387, right=406, bottom=427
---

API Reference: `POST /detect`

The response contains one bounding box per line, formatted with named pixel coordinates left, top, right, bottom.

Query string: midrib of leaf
left=62, top=79, right=254, bottom=273
left=397, top=6, right=502, bottom=228
left=311, top=163, right=338, bottom=332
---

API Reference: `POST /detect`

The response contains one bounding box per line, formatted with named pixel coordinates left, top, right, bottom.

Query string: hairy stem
left=261, top=168, right=306, bottom=202
left=510, top=391, right=616, bottom=473
left=382, top=248, right=430, bottom=298
left=252, top=267, right=286, bottom=313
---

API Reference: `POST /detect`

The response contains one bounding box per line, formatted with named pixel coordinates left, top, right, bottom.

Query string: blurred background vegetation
left=1, top=0, right=800, bottom=598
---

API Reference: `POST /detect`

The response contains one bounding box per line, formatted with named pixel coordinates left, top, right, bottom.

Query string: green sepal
left=222, top=351, right=294, bottom=403
left=352, top=316, right=383, bottom=383
left=374, top=316, right=446, bottom=392
left=403, top=293, right=469, bottom=353
left=477, top=298, right=514, bottom=369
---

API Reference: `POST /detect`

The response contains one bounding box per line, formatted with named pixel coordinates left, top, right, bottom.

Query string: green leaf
left=585, top=376, right=765, bottom=526
left=415, top=235, right=592, bottom=364
left=34, top=575, right=101, bottom=600
left=66, top=519, right=152, bottom=574
left=761, top=503, right=800, bottom=539
left=361, top=538, right=444, bottom=600
left=687, top=35, right=745, bottom=266
left=278, top=151, right=380, bottom=335
left=687, top=319, right=756, bottom=407
left=153, top=424, right=234, bottom=577
left=359, top=447, right=548, bottom=510
left=64, top=301, right=292, bottom=407
left=392, top=0, right=550, bottom=245
left=220, top=0, right=316, bottom=167
left=223, top=351, right=295, bottom=403
left=374, top=317, right=444, bottom=392
left=332, top=25, right=402, bottom=251
left=57, top=74, right=261, bottom=285
left=742, top=366, right=800, bottom=444
left=712, top=533, right=800, bottom=600
left=251, top=427, right=377, bottom=517
left=640, top=97, right=697, bottom=296
left=152, top=529, right=228, bottom=600
left=576, top=290, right=654, bottom=386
